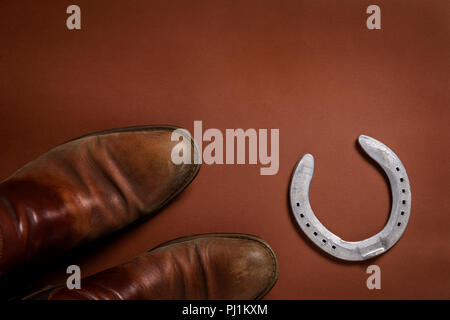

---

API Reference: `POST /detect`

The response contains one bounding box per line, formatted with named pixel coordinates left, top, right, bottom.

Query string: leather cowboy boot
left=25, top=234, right=278, bottom=300
left=0, top=126, right=200, bottom=275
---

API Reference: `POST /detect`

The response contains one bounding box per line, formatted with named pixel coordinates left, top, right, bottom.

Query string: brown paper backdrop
left=0, top=0, right=449, bottom=299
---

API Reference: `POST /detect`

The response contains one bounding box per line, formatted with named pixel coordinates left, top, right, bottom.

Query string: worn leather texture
left=26, top=234, right=278, bottom=300
left=0, top=126, right=200, bottom=274
left=0, top=0, right=448, bottom=299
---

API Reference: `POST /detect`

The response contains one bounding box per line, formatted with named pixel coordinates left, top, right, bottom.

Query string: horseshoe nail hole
left=396, top=167, right=400, bottom=171
left=296, top=203, right=300, bottom=207
left=300, top=214, right=304, bottom=218
left=401, top=211, right=405, bottom=215
left=402, top=200, right=406, bottom=204
left=332, top=245, right=336, bottom=249
left=397, top=222, right=402, bottom=227
left=322, top=239, right=327, bottom=244
left=400, top=178, right=404, bottom=182
left=306, top=223, right=310, bottom=227
left=402, top=189, right=406, bottom=193
left=313, top=232, right=318, bottom=236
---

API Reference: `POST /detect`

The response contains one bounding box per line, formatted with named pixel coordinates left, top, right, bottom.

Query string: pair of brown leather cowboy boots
left=0, top=126, right=278, bottom=299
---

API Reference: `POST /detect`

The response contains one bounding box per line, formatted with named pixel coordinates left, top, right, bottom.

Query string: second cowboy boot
left=0, top=125, right=200, bottom=274
left=25, top=234, right=279, bottom=300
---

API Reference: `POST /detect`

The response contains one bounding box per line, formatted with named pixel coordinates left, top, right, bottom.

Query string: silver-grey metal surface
left=290, top=135, right=411, bottom=261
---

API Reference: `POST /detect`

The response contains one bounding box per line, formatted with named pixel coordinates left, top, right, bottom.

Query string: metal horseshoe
left=290, top=135, right=411, bottom=261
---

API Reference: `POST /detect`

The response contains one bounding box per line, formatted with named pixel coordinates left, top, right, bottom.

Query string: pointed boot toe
left=0, top=125, right=200, bottom=273
left=172, top=233, right=279, bottom=300
left=36, top=233, right=278, bottom=300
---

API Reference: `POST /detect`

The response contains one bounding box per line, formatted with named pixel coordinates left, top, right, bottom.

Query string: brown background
left=0, top=0, right=449, bottom=299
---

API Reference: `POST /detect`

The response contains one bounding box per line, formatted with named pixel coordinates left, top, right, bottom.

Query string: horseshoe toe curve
left=290, top=135, right=411, bottom=261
